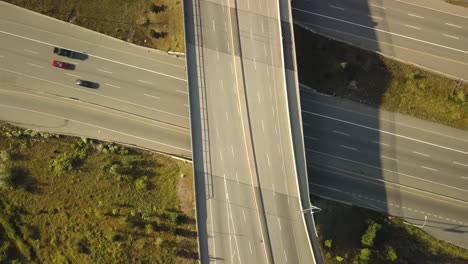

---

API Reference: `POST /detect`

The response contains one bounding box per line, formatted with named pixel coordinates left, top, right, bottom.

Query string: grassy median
left=294, top=25, right=468, bottom=131
left=0, top=123, right=197, bottom=263
left=4, top=0, right=185, bottom=52
left=313, top=197, right=468, bottom=264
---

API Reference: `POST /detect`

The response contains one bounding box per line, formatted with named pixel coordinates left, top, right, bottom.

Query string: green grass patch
left=294, top=25, right=468, bottom=131
left=446, top=0, right=468, bottom=8
left=313, top=197, right=468, bottom=264
left=0, top=123, right=197, bottom=263
left=5, top=0, right=185, bottom=52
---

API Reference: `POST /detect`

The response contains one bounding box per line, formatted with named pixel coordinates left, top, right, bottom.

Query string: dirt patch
left=176, top=162, right=195, bottom=217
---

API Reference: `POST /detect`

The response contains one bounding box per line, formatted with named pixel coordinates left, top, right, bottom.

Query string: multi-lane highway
left=185, top=0, right=316, bottom=262
left=292, top=0, right=468, bottom=81
left=0, top=2, right=191, bottom=157
left=300, top=86, right=468, bottom=248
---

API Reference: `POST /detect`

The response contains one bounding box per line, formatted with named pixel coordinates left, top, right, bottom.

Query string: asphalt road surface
left=185, top=0, right=315, bottom=263
left=292, top=0, right=468, bottom=81
left=300, top=85, right=468, bottom=248
left=0, top=2, right=191, bottom=157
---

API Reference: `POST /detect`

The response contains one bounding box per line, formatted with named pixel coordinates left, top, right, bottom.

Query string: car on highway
left=75, top=79, right=98, bottom=88
left=51, top=60, right=71, bottom=69
left=53, top=47, right=75, bottom=58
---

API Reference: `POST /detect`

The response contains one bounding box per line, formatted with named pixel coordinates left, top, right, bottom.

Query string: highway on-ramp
left=292, top=0, right=468, bottom=81
left=0, top=2, right=191, bottom=157
left=185, top=0, right=316, bottom=262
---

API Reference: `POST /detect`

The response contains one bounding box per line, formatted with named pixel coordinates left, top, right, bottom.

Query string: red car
left=51, top=60, right=70, bottom=69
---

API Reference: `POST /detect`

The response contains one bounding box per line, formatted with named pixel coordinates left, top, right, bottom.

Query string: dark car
left=51, top=60, right=71, bottom=69
left=53, top=47, right=75, bottom=58
left=76, top=79, right=98, bottom=88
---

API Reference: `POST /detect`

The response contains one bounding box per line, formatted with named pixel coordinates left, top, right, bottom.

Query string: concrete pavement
left=184, top=0, right=316, bottom=262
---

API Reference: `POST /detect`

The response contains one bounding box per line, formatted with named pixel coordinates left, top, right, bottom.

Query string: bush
left=324, top=239, right=332, bottom=249
left=361, top=220, right=382, bottom=247
left=0, top=241, right=10, bottom=262
left=135, top=176, right=149, bottom=190
left=169, top=212, right=183, bottom=225
left=335, top=256, right=344, bottom=262
left=359, top=248, right=371, bottom=262
left=451, top=90, right=466, bottom=105
left=0, top=164, right=14, bottom=189
left=49, top=152, right=76, bottom=175
left=385, top=245, right=398, bottom=262
left=0, top=150, right=11, bottom=162
left=109, top=164, right=123, bottom=176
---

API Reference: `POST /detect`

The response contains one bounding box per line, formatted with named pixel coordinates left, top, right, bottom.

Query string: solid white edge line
left=292, top=8, right=468, bottom=54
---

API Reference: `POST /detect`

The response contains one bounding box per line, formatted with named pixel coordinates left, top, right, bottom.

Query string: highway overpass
left=184, top=0, right=318, bottom=262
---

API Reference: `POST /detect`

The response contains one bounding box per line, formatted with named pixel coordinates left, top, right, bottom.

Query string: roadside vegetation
left=4, top=0, right=184, bottom=52
left=313, top=197, right=468, bottom=264
left=446, top=0, right=468, bottom=8
left=294, top=25, right=468, bottom=131
left=0, top=123, right=197, bottom=263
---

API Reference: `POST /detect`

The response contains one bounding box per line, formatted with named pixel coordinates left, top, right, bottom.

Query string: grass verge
left=4, top=0, right=184, bottom=52
left=313, top=196, right=468, bottom=264
left=0, top=123, right=197, bottom=263
left=294, top=25, right=468, bottom=131
left=446, top=0, right=468, bottom=8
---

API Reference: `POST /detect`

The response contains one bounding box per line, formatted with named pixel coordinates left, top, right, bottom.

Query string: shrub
left=169, top=212, right=183, bottom=225
left=361, top=220, right=382, bottom=247
left=0, top=150, right=11, bottom=162
left=324, top=239, right=332, bottom=249
left=135, top=176, right=149, bottom=190
left=335, top=256, right=344, bottom=262
left=0, top=242, right=10, bottom=262
left=109, top=164, right=123, bottom=176
left=385, top=245, right=398, bottom=262
left=451, top=90, right=466, bottom=105
left=0, top=164, right=14, bottom=189
left=49, top=152, right=76, bottom=175
left=359, top=248, right=371, bottom=262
